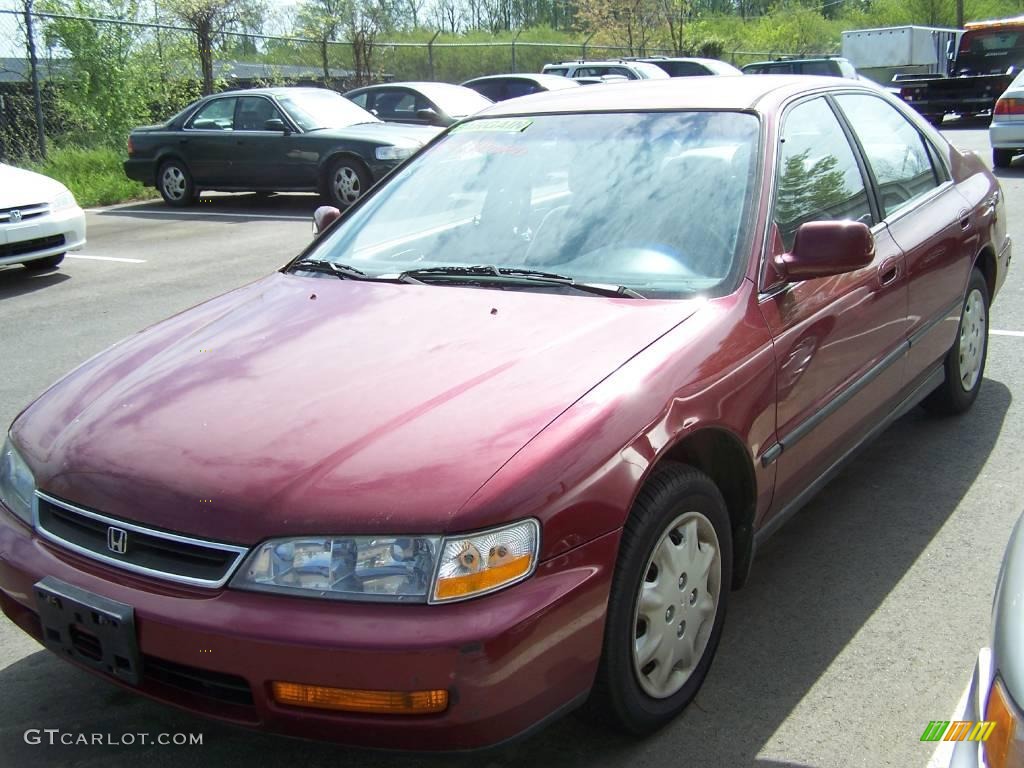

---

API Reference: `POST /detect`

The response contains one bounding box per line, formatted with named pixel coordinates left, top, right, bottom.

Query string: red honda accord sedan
left=0, top=77, right=1010, bottom=749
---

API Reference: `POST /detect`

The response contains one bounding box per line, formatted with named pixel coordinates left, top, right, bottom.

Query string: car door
left=231, top=95, right=305, bottom=189
left=833, top=93, right=973, bottom=384
left=181, top=96, right=237, bottom=184
left=758, top=95, right=909, bottom=517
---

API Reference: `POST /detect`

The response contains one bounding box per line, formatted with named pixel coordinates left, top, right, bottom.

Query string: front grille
left=0, top=234, right=64, bottom=259
left=143, top=656, right=254, bottom=706
left=0, top=202, right=50, bottom=223
left=35, top=492, right=248, bottom=588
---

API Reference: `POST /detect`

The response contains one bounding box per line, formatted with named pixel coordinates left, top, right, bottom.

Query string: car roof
left=474, top=75, right=874, bottom=117
left=349, top=81, right=476, bottom=95
left=462, top=73, right=579, bottom=89
left=217, top=86, right=339, bottom=98
left=742, top=57, right=851, bottom=68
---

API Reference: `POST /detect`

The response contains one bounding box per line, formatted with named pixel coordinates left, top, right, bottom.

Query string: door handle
left=958, top=209, right=972, bottom=230
left=878, top=257, right=900, bottom=286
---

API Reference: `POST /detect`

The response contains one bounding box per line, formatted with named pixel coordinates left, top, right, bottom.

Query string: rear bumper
left=0, top=206, right=85, bottom=267
left=0, top=504, right=617, bottom=750
left=123, top=159, right=154, bottom=186
left=990, top=123, right=1024, bottom=150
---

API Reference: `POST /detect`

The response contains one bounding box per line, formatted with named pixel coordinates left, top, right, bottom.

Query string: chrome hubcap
left=632, top=511, right=721, bottom=699
left=333, top=166, right=361, bottom=205
left=161, top=166, right=186, bottom=200
left=958, top=288, right=986, bottom=392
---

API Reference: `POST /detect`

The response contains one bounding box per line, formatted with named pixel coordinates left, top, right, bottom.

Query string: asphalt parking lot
left=1, top=127, right=1023, bottom=767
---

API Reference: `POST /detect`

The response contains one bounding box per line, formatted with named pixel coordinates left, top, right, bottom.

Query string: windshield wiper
left=396, top=265, right=645, bottom=299
left=289, top=258, right=371, bottom=280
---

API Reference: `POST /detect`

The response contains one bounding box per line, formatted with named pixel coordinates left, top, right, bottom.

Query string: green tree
left=164, top=0, right=265, bottom=95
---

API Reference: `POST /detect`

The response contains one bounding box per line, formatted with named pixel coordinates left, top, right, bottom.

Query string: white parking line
left=925, top=677, right=971, bottom=768
left=94, top=209, right=308, bottom=221
left=66, top=254, right=146, bottom=264
left=991, top=329, right=1024, bottom=337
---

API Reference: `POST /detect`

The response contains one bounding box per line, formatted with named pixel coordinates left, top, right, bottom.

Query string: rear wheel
left=158, top=159, right=195, bottom=207
left=993, top=148, right=1015, bottom=169
left=923, top=268, right=989, bottom=415
left=23, top=253, right=65, bottom=270
left=586, top=462, right=731, bottom=735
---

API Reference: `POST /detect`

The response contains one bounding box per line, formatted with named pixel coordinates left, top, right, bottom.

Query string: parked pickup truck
left=898, top=16, right=1024, bottom=123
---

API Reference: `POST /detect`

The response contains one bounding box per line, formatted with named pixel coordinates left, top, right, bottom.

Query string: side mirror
left=312, top=205, right=342, bottom=237
left=415, top=107, right=445, bottom=126
left=774, top=220, right=875, bottom=282
left=264, top=118, right=289, bottom=133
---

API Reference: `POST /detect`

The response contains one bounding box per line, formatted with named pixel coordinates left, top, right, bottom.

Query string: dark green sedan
left=124, top=87, right=441, bottom=208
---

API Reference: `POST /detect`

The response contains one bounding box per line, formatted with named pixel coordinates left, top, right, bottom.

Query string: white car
left=990, top=70, right=1024, bottom=168
left=0, top=163, right=86, bottom=270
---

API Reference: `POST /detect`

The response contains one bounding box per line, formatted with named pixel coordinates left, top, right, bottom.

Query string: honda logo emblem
left=9, top=209, right=22, bottom=223
left=106, top=527, right=128, bottom=555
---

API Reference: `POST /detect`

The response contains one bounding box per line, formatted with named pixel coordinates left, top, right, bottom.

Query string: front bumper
left=949, top=646, right=993, bottom=768
left=0, top=504, right=617, bottom=750
left=0, top=206, right=86, bottom=267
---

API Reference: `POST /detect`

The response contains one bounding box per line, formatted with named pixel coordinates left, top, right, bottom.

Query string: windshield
left=304, top=111, right=760, bottom=298
left=277, top=90, right=378, bottom=130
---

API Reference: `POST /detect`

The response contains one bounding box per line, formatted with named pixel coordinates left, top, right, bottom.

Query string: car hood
left=314, top=122, right=442, bottom=146
left=14, top=273, right=699, bottom=544
left=0, top=163, right=67, bottom=208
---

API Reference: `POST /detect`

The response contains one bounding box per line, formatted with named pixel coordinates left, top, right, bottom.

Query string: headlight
left=986, top=676, right=1024, bottom=768
left=232, top=535, right=442, bottom=602
left=0, top=437, right=35, bottom=526
left=431, top=519, right=539, bottom=603
left=51, top=190, right=77, bottom=211
left=375, top=145, right=415, bottom=162
left=231, top=519, right=540, bottom=603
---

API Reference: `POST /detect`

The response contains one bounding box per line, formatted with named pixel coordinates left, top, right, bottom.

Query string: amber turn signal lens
left=434, top=553, right=532, bottom=600
left=985, top=677, right=1024, bottom=768
left=271, top=681, right=448, bottom=715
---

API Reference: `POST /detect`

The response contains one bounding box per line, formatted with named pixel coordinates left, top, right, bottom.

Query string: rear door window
left=835, top=93, right=941, bottom=217
left=187, top=98, right=237, bottom=130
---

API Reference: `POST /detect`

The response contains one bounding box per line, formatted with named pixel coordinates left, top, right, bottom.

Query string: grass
left=22, top=145, right=158, bottom=208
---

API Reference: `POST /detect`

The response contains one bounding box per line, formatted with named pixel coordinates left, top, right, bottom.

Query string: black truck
left=898, top=17, right=1024, bottom=124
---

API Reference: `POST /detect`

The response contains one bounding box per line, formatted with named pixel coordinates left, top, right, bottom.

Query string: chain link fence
left=0, top=8, right=811, bottom=162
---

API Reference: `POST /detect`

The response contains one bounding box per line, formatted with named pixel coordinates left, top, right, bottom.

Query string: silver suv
left=541, top=60, right=670, bottom=80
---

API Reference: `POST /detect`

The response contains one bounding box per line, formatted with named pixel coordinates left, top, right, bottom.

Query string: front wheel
left=923, top=268, right=989, bottom=415
left=23, top=253, right=65, bottom=270
left=158, top=159, right=196, bottom=207
left=585, top=462, right=731, bottom=735
left=993, top=148, right=1015, bottom=169
left=323, top=158, right=370, bottom=208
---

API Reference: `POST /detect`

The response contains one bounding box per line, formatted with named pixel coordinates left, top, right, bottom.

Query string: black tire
left=585, top=462, right=732, bottom=735
left=923, top=268, right=989, bottom=416
left=22, top=253, right=65, bottom=270
left=993, top=148, right=1015, bottom=169
left=323, top=157, right=370, bottom=208
left=157, top=159, right=196, bottom=207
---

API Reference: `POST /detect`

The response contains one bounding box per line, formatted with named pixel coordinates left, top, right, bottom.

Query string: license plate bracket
left=34, top=576, right=142, bottom=686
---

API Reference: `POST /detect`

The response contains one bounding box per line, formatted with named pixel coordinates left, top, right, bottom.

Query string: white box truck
left=841, top=25, right=961, bottom=83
